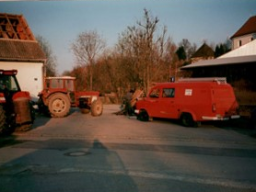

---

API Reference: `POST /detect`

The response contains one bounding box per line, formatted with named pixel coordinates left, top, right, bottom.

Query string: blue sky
left=0, top=0, right=256, bottom=74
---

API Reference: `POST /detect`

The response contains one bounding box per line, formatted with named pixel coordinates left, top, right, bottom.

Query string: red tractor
left=38, top=76, right=103, bottom=118
left=0, top=70, right=35, bottom=135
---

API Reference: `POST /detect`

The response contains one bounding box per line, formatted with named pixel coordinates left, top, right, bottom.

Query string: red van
left=135, top=78, right=240, bottom=126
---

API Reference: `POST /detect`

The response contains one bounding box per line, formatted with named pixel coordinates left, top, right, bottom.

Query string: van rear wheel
left=181, top=113, right=195, bottom=127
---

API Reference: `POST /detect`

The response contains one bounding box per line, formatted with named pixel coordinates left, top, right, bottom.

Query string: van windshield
left=149, top=88, right=160, bottom=98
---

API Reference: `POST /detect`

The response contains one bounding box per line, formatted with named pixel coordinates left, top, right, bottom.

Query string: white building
left=0, top=13, right=46, bottom=101
left=231, top=15, right=256, bottom=50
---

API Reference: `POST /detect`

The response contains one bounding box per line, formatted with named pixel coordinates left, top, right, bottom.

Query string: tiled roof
left=191, top=43, right=214, bottom=58
left=0, top=39, right=46, bottom=62
left=231, top=15, right=256, bottom=39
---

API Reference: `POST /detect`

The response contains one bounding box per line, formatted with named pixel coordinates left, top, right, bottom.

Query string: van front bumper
left=202, top=115, right=240, bottom=121
left=134, top=109, right=140, bottom=114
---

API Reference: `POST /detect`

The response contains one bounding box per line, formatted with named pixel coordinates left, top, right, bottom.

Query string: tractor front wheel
left=48, top=93, right=70, bottom=118
left=91, top=100, right=103, bottom=116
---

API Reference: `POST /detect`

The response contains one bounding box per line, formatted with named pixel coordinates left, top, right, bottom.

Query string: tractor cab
left=0, top=70, right=21, bottom=100
left=43, top=76, right=76, bottom=105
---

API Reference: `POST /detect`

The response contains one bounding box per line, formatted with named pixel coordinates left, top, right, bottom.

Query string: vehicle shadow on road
left=0, top=135, right=23, bottom=148
left=0, top=138, right=139, bottom=192
left=30, top=113, right=51, bottom=130
left=30, top=108, right=78, bottom=131
left=212, top=118, right=256, bottom=138
left=87, top=139, right=139, bottom=192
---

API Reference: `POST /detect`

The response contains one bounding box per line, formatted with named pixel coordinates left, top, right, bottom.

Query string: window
left=149, top=88, right=160, bottom=98
left=162, top=88, right=175, bottom=98
left=66, top=80, right=74, bottom=91
left=50, top=79, right=58, bottom=88
left=239, top=40, right=242, bottom=47
left=252, top=33, right=256, bottom=41
left=49, top=79, right=64, bottom=89
left=0, top=76, right=19, bottom=91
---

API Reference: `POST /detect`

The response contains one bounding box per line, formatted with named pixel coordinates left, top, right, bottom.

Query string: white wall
left=0, top=61, right=44, bottom=101
left=232, top=34, right=254, bottom=50
left=220, top=40, right=256, bottom=58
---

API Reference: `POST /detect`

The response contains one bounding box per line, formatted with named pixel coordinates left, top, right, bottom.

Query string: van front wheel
left=181, top=113, right=195, bottom=127
left=138, top=110, right=149, bottom=121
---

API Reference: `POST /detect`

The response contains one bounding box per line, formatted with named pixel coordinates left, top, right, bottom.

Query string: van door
left=157, top=88, right=176, bottom=118
left=147, top=87, right=161, bottom=117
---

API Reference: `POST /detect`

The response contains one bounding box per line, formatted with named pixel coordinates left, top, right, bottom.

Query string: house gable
left=0, top=13, right=35, bottom=41
left=231, top=15, right=256, bottom=39
left=231, top=15, right=256, bottom=49
left=0, top=13, right=46, bottom=101
left=0, top=13, right=46, bottom=62
left=190, top=43, right=214, bottom=63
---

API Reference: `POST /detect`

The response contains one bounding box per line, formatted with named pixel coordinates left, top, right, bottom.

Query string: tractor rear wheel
left=0, top=105, right=6, bottom=134
left=91, top=100, right=103, bottom=116
left=15, top=124, right=32, bottom=132
left=0, top=105, right=15, bottom=135
left=48, top=93, right=70, bottom=118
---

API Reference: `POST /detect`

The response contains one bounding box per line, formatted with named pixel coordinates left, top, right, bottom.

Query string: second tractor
left=38, top=76, right=103, bottom=118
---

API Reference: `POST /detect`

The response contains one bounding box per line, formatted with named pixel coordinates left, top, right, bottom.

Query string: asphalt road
left=0, top=105, right=256, bottom=192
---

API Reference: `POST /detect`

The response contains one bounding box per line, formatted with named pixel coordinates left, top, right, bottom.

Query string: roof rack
left=178, top=77, right=227, bottom=84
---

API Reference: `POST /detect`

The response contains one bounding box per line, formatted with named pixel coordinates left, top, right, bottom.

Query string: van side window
left=162, top=88, right=175, bottom=98
left=149, top=88, right=160, bottom=98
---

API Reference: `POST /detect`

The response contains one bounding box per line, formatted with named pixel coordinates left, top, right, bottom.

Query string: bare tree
left=71, top=31, right=105, bottom=90
left=163, top=37, right=178, bottom=80
left=178, top=38, right=197, bottom=60
left=36, top=35, right=57, bottom=76
left=117, top=9, right=169, bottom=93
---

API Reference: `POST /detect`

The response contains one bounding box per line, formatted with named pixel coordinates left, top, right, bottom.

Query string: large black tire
left=15, top=124, right=33, bottom=132
left=0, top=105, right=6, bottom=134
left=138, top=109, right=149, bottom=121
left=180, top=113, right=195, bottom=127
left=0, top=105, right=15, bottom=135
left=48, top=93, right=70, bottom=118
left=91, top=100, right=103, bottom=116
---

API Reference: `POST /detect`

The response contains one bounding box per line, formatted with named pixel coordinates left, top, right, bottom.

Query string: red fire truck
left=135, top=78, right=240, bottom=127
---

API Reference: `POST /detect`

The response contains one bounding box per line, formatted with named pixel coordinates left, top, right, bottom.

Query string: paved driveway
left=0, top=105, right=256, bottom=192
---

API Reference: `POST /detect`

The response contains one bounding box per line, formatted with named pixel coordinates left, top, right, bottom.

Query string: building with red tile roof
left=231, top=15, right=256, bottom=49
